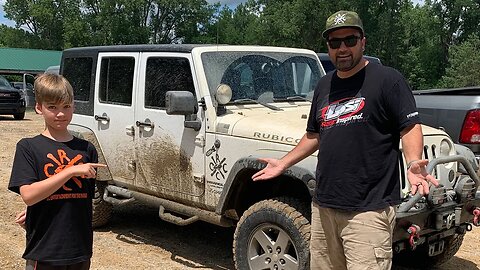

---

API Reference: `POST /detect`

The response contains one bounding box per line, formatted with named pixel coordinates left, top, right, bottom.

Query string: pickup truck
left=0, top=75, right=26, bottom=120
left=414, top=87, right=480, bottom=163
left=62, top=45, right=480, bottom=269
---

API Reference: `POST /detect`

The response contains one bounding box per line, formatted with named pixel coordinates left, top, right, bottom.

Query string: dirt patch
left=0, top=111, right=479, bottom=270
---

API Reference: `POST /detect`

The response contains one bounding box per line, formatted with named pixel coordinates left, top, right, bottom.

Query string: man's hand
left=252, top=158, right=286, bottom=181
left=407, top=159, right=440, bottom=195
left=15, top=209, right=26, bottom=230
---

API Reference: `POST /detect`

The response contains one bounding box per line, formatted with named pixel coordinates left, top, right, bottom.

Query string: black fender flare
left=215, top=156, right=316, bottom=215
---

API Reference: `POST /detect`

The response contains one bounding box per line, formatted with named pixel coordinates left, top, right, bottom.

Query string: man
left=252, top=10, right=439, bottom=270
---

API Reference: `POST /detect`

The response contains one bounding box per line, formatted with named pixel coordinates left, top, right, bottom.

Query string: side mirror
left=165, top=91, right=201, bottom=131
left=166, top=91, right=198, bottom=115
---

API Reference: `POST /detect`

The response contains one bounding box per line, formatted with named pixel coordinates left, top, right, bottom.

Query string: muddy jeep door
left=134, top=53, right=205, bottom=197
left=94, top=53, right=139, bottom=184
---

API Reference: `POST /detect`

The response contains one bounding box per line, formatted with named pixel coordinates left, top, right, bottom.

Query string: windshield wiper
left=231, top=98, right=283, bottom=111
left=273, top=96, right=311, bottom=102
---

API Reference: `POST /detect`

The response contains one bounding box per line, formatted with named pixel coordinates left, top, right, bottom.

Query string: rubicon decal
left=321, top=97, right=365, bottom=127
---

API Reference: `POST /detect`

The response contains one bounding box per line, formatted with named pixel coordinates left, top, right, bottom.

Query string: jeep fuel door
left=94, top=53, right=139, bottom=183
left=134, top=53, right=205, bottom=198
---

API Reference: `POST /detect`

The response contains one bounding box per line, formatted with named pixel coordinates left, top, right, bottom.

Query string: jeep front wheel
left=233, top=197, right=310, bottom=270
left=92, top=181, right=113, bottom=228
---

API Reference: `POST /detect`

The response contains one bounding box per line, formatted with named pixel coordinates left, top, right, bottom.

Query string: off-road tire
left=92, top=181, right=113, bottom=228
left=13, top=112, right=25, bottom=120
left=233, top=197, right=311, bottom=270
left=393, top=233, right=464, bottom=268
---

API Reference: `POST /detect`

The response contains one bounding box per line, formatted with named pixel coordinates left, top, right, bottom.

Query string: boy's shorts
left=26, top=259, right=91, bottom=270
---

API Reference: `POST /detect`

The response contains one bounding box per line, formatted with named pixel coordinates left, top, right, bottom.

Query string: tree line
left=1, top=0, right=479, bottom=89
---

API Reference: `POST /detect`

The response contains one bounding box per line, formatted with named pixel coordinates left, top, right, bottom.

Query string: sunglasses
left=327, top=35, right=362, bottom=49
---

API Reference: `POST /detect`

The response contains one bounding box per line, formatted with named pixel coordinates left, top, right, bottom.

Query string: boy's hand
left=15, top=209, right=26, bottom=230
left=69, top=163, right=107, bottom=179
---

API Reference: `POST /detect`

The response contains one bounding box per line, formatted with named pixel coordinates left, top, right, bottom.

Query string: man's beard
left=335, top=55, right=361, bottom=72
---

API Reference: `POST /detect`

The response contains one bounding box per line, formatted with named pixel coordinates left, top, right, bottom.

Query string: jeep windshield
left=201, top=51, right=323, bottom=103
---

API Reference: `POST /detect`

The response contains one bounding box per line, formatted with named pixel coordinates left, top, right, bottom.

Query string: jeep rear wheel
left=393, top=233, right=464, bottom=268
left=233, top=197, right=310, bottom=270
left=92, top=181, right=113, bottom=228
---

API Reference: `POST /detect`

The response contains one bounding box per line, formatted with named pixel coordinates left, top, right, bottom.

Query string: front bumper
left=0, top=100, right=26, bottom=115
left=393, top=155, right=480, bottom=250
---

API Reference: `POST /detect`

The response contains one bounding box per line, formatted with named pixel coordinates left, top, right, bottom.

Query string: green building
left=0, top=47, right=61, bottom=75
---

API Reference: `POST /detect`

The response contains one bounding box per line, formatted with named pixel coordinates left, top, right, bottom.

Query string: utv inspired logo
left=321, top=97, right=365, bottom=127
left=333, top=14, right=347, bottom=25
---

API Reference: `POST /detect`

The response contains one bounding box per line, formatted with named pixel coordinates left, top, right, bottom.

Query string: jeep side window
left=144, top=57, right=195, bottom=108
left=99, top=57, right=135, bottom=105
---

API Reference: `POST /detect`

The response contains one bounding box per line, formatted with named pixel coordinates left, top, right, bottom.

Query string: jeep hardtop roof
left=63, top=44, right=219, bottom=56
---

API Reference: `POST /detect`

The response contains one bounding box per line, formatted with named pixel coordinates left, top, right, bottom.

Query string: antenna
left=216, top=7, right=220, bottom=47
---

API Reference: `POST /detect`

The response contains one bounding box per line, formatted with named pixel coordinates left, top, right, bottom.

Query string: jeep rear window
left=63, top=57, right=93, bottom=102
left=144, top=57, right=195, bottom=109
left=99, top=57, right=135, bottom=105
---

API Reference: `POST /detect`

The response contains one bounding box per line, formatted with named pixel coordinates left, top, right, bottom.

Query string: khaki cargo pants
left=310, top=202, right=396, bottom=270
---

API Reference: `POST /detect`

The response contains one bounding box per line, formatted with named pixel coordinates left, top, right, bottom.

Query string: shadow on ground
left=96, top=202, right=235, bottom=270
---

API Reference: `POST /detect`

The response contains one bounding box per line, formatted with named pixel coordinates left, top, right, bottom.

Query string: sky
left=0, top=0, right=424, bottom=27
left=0, top=0, right=13, bottom=27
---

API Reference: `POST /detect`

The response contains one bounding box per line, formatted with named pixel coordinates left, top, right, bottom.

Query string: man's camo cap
left=322, top=10, right=364, bottom=39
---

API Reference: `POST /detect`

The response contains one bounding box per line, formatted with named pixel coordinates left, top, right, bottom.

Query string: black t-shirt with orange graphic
left=9, top=134, right=98, bottom=265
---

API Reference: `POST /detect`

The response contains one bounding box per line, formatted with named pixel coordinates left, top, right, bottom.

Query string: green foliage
left=1, top=0, right=479, bottom=88
left=398, top=3, right=445, bottom=89
left=0, top=25, right=36, bottom=48
left=3, top=0, right=80, bottom=50
left=438, top=35, right=480, bottom=88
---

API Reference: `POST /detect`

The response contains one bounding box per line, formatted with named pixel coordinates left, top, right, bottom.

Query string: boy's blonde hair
left=34, top=73, right=73, bottom=105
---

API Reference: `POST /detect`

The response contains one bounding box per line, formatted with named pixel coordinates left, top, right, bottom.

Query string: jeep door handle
left=94, top=114, right=110, bottom=122
left=136, top=120, right=154, bottom=128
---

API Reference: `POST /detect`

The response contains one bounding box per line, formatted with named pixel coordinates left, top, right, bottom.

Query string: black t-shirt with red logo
left=8, top=135, right=97, bottom=265
left=307, top=63, right=420, bottom=211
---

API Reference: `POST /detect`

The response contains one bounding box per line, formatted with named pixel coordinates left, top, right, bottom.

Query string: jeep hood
left=216, top=104, right=311, bottom=146
left=421, top=124, right=450, bottom=137
left=214, top=104, right=451, bottom=146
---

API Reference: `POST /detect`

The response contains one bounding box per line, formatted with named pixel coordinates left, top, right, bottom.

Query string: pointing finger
left=90, top=163, right=107, bottom=168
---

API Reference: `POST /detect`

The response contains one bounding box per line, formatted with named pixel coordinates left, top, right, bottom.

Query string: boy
left=8, top=73, right=106, bottom=270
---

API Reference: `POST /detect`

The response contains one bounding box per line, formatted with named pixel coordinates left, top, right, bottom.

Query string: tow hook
left=473, top=207, right=480, bottom=226
left=407, top=224, right=421, bottom=249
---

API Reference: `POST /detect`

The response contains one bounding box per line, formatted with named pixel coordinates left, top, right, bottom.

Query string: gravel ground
left=0, top=111, right=478, bottom=270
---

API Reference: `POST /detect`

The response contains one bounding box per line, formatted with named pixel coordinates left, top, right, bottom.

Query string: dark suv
left=0, top=75, right=26, bottom=120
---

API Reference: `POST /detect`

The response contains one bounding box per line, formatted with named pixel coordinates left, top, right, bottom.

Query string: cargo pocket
left=374, top=247, right=393, bottom=270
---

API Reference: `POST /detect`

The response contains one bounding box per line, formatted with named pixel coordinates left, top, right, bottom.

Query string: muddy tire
left=233, top=197, right=311, bottom=270
left=393, top=233, right=464, bottom=268
left=92, top=181, right=113, bottom=228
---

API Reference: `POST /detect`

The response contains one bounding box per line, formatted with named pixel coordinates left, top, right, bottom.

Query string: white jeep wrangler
left=62, top=44, right=480, bottom=269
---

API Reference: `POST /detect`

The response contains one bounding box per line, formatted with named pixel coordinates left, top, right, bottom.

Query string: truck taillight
left=460, top=109, right=480, bottom=144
